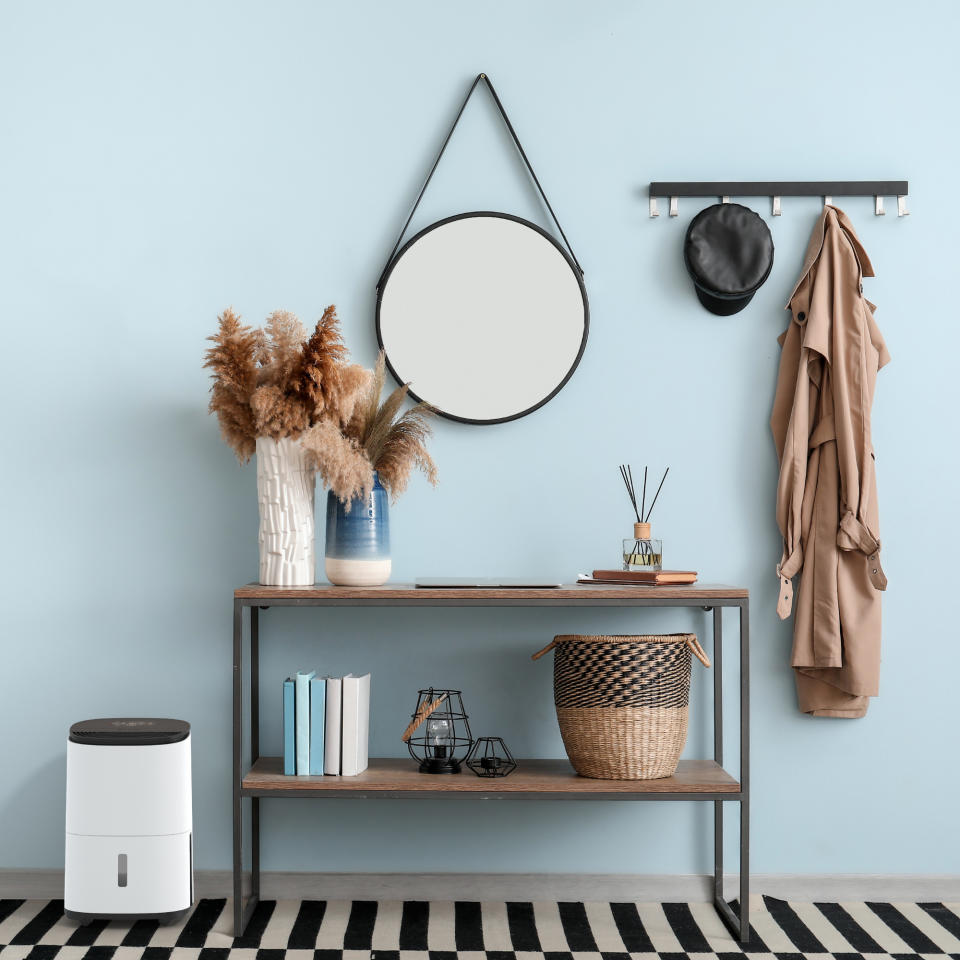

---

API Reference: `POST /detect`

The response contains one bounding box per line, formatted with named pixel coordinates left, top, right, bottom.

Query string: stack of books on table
left=282, top=671, right=370, bottom=776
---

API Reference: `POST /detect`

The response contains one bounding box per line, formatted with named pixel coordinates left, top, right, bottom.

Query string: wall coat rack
left=648, top=181, right=910, bottom=219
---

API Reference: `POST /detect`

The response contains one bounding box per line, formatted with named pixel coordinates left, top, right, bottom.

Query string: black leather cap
left=683, top=203, right=774, bottom=315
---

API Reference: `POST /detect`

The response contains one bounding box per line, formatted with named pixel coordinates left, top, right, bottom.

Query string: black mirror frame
left=375, top=210, right=589, bottom=426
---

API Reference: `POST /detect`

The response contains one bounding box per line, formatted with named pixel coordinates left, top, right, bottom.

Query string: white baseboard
left=3, top=869, right=958, bottom=902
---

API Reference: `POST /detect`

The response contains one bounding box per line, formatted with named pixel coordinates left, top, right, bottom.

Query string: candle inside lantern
left=426, top=716, right=453, bottom=759
left=465, top=735, right=517, bottom=778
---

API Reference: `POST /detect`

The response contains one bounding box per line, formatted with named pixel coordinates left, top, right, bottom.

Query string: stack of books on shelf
left=282, top=671, right=370, bottom=776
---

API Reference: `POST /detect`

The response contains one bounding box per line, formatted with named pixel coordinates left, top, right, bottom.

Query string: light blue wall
left=2, top=0, right=957, bottom=877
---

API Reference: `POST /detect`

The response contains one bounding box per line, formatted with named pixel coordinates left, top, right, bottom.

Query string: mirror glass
left=377, top=212, right=589, bottom=424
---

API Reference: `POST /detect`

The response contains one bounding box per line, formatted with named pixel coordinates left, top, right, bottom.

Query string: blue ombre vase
left=324, top=472, right=391, bottom=586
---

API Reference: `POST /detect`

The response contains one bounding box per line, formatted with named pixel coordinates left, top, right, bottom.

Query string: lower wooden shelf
left=242, top=756, right=740, bottom=800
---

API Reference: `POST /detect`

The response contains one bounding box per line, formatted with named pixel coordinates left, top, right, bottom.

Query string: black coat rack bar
left=648, top=180, right=910, bottom=218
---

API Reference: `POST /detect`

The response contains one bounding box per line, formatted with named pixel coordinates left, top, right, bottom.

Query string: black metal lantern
left=404, top=688, right=472, bottom=774
left=465, top=736, right=517, bottom=777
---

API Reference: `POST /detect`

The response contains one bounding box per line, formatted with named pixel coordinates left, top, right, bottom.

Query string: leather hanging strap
left=376, top=72, right=584, bottom=290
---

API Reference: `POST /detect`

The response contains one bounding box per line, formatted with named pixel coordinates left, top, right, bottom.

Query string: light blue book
left=282, top=678, right=295, bottom=775
left=295, top=669, right=316, bottom=775
left=309, top=675, right=326, bottom=775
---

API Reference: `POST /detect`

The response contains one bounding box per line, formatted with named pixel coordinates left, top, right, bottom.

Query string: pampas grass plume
left=206, top=310, right=437, bottom=503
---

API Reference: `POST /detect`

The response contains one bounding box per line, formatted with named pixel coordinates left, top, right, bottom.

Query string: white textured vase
left=256, top=436, right=316, bottom=586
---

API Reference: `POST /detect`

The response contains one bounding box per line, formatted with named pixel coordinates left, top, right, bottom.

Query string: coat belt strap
left=837, top=512, right=888, bottom=591
left=776, top=546, right=803, bottom=619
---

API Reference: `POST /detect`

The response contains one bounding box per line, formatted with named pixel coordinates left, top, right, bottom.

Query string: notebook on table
left=579, top=569, right=699, bottom=585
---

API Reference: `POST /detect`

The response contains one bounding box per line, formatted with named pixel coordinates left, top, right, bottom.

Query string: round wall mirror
left=376, top=212, right=589, bottom=424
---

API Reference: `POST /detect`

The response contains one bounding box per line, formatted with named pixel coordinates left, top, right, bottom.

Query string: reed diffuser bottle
left=623, top=521, right=663, bottom=571
left=619, top=464, right=668, bottom=572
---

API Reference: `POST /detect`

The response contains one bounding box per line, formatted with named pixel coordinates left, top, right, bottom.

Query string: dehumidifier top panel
left=69, top=718, right=190, bottom=746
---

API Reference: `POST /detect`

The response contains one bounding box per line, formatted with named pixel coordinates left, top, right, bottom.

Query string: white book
left=295, top=670, right=315, bottom=775
left=323, top=676, right=343, bottom=775
left=341, top=673, right=370, bottom=776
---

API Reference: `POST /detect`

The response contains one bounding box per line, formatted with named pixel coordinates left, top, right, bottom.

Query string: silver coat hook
left=669, top=196, right=679, bottom=217
left=649, top=196, right=659, bottom=218
left=897, top=195, right=910, bottom=217
left=875, top=196, right=886, bottom=216
left=824, top=195, right=832, bottom=207
left=721, top=195, right=730, bottom=204
left=772, top=196, right=782, bottom=216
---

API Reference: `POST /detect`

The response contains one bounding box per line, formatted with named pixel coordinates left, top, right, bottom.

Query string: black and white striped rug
left=1, top=897, right=959, bottom=958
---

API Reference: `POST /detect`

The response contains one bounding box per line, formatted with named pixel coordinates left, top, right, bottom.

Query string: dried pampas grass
left=347, top=350, right=386, bottom=447
left=250, top=384, right=310, bottom=440
left=262, top=310, right=307, bottom=390
left=204, top=308, right=260, bottom=461
left=206, top=310, right=437, bottom=504
left=297, top=304, right=347, bottom=418
left=205, top=305, right=342, bottom=462
left=345, top=351, right=438, bottom=501
left=362, top=380, right=410, bottom=467
left=374, top=403, right=438, bottom=499
left=334, top=364, right=373, bottom=429
left=301, top=418, right=374, bottom=505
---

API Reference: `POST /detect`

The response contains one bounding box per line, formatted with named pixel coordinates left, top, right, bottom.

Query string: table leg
left=251, top=608, right=260, bottom=902
left=712, top=606, right=723, bottom=904
left=232, top=599, right=244, bottom=935
left=233, top=601, right=260, bottom=936
left=712, top=600, right=751, bottom=947
left=739, top=598, right=750, bottom=944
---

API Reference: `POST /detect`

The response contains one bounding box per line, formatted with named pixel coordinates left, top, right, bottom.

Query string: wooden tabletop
left=235, top=582, right=748, bottom=601
left=242, top=757, right=740, bottom=797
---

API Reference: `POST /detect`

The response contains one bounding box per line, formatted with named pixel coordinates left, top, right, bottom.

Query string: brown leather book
left=590, top=569, right=698, bottom=585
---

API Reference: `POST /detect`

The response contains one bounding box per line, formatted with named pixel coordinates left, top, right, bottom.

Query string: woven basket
left=532, top=633, right=710, bottom=780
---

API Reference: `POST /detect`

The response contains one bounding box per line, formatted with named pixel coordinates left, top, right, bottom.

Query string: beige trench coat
left=770, top=206, right=890, bottom=718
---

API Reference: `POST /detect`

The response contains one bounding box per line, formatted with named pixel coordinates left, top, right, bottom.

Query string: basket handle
left=531, top=638, right=559, bottom=661
left=687, top=636, right=711, bottom=668
left=400, top=693, right=448, bottom=742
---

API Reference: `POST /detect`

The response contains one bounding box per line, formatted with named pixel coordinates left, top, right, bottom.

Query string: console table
left=232, top=582, right=750, bottom=943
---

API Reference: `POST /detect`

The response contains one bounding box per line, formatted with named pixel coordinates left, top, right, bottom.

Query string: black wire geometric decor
left=465, top=736, right=517, bottom=777
left=402, top=688, right=473, bottom=774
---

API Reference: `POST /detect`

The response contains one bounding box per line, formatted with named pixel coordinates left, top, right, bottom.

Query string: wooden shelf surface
left=242, top=757, right=740, bottom=798
left=235, top=582, right=748, bottom=602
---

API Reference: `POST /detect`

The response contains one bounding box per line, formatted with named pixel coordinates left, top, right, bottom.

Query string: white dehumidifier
left=65, top=718, right=193, bottom=924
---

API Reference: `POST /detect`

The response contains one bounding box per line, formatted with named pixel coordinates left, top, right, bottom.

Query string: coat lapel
left=785, top=207, right=829, bottom=307
left=785, top=205, right=875, bottom=309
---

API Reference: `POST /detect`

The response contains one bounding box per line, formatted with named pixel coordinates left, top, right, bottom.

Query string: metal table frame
left=232, top=590, right=750, bottom=943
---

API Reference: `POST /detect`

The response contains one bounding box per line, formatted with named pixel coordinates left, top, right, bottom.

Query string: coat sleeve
left=770, top=315, right=809, bottom=620
left=820, top=225, right=888, bottom=592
